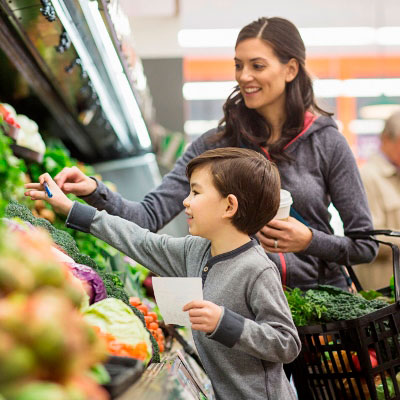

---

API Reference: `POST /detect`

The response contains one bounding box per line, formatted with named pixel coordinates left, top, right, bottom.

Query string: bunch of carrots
left=92, top=326, right=148, bottom=361
left=129, top=297, right=165, bottom=353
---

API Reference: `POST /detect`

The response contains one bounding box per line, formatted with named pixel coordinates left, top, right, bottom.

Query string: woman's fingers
left=54, top=167, right=74, bottom=188
left=24, top=183, right=42, bottom=190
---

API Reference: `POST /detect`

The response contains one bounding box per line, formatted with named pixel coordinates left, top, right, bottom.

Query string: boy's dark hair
left=186, top=147, right=281, bottom=235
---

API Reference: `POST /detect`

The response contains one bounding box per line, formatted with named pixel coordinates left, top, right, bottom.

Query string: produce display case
left=0, top=0, right=153, bottom=163
left=117, top=350, right=214, bottom=400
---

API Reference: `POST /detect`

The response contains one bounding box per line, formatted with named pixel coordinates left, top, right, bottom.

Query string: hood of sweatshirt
left=260, top=112, right=338, bottom=160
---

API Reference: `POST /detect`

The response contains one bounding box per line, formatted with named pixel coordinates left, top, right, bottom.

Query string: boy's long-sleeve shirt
left=66, top=202, right=301, bottom=400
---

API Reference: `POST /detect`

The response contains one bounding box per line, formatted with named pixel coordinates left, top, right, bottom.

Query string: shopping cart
left=292, top=230, right=400, bottom=400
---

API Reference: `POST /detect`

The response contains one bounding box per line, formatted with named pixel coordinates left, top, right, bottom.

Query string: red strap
left=260, top=146, right=271, bottom=160
left=279, top=253, right=287, bottom=289
left=260, top=111, right=317, bottom=157
left=283, top=111, right=317, bottom=150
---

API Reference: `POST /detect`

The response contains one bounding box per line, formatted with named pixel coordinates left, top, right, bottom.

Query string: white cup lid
left=280, top=189, right=293, bottom=207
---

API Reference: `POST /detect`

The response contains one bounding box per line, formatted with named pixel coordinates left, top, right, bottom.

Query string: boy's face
left=183, top=166, right=228, bottom=240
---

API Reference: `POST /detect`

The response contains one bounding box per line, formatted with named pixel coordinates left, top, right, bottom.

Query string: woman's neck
left=259, top=104, right=286, bottom=144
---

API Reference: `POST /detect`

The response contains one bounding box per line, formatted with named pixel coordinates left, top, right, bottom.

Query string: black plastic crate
left=292, top=230, right=400, bottom=400
left=103, top=355, right=144, bottom=399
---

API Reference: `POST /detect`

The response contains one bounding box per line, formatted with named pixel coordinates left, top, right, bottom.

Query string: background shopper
left=51, top=17, right=377, bottom=291
left=355, top=111, right=400, bottom=290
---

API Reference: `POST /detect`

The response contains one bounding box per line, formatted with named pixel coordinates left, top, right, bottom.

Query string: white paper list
left=152, top=277, right=203, bottom=327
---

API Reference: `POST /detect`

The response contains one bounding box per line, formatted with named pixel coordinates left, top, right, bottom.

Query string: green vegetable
left=148, top=327, right=160, bottom=363
left=284, top=287, right=327, bottom=326
left=285, top=285, right=388, bottom=326
left=87, top=363, right=110, bottom=385
left=305, top=285, right=387, bottom=322
left=5, top=201, right=128, bottom=304
left=359, top=289, right=383, bottom=301
left=0, top=381, right=84, bottom=400
left=0, top=129, right=28, bottom=218
left=376, top=376, right=394, bottom=400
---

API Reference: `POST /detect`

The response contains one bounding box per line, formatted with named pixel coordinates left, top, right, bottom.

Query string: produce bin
left=292, top=230, right=400, bottom=400
left=103, top=355, right=144, bottom=399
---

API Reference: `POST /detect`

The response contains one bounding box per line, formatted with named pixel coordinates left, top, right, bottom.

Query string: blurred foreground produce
left=5, top=200, right=129, bottom=305
left=4, top=202, right=160, bottom=363
left=0, top=225, right=109, bottom=400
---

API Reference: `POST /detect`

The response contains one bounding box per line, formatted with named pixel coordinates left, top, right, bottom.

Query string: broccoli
left=128, top=304, right=160, bottom=363
left=5, top=200, right=36, bottom=224
left=129, top=304, right=145, bottom=325
left=147, top=327, right=160, bottom=363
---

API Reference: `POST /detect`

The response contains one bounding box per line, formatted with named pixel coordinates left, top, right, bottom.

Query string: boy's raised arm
left=76, top=203, right=188, bottom=278
left=25, top=174, right=189, bottom=278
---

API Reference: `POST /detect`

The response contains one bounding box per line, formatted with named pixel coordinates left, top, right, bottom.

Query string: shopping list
left=152, top=277, right=203, bottom=327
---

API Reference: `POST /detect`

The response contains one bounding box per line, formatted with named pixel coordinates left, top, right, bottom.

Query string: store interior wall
left=142, top=57, right=184, bottom=134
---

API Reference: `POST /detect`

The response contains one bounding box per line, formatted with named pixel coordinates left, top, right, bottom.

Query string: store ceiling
left=123, top=0, right=400, bottom=58
left=120, top=0, right=400, bottom=58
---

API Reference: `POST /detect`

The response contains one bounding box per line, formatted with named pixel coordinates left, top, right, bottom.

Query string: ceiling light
left=178, top=26, right=400, bottom=48
left=183, top=81, right=236, bottom=100
left=183, top=79, right=400, bottom=101
left=349, top=119, right=385, bottom=134
left=178, top=29, right=239, bottom=48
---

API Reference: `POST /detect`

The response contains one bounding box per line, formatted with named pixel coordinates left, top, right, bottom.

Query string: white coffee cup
left=274, top=189, right=293, bottom=220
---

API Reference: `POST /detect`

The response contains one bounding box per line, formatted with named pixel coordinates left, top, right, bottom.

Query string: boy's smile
left=183, top=166, right=227, bottom=240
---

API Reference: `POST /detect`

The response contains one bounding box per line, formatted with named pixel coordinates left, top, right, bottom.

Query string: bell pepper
left=351, top=348, right=378, bottom=371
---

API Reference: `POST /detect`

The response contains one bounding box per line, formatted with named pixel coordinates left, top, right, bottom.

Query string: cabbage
left=83, top=298, right=152, bottom=362
left=67, top=263, right=107, bottom=304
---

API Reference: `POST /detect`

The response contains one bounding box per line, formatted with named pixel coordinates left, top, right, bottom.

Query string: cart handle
left=347, top=230, right=400, bottom=302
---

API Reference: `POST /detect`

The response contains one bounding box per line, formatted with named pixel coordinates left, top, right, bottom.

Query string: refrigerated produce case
left=0, top=1, right=200, bottom=397
left=0, top=0, right=152, bottom=163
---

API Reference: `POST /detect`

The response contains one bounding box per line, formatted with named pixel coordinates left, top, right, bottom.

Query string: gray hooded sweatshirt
left=66, top=203, right=301, bottom=400
left=81, top=115, right=377, bottom=290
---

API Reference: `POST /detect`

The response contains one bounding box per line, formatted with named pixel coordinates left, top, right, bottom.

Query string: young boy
left=25, top=147, right=301, bottom=399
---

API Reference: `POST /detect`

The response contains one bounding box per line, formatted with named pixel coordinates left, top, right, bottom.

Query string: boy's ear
left=223, top=194, right=239, bottom=219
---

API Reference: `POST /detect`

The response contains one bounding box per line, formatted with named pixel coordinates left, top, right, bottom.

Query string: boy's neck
left=209, top=228, right=252, bottom=257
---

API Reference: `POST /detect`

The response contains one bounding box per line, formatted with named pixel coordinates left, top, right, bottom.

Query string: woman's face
left=235, top=38, right=293, bottom=119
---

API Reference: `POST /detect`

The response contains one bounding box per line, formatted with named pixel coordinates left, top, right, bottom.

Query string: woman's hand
left=256, top=217, right=313, bottom=253
left=183, top=300, right=222, bottom=333
left=24, top=173, right=74, bottom=216
left=53, top=166, right=97, bottom=197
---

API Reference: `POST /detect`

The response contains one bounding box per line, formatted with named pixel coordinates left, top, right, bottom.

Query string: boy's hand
left=24, top=173, right=74, bottom=216
left=183, top=300, right=222, bottom=333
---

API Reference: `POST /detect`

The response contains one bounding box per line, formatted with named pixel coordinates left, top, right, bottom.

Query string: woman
left=51, top=17, right=377, bottom=290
